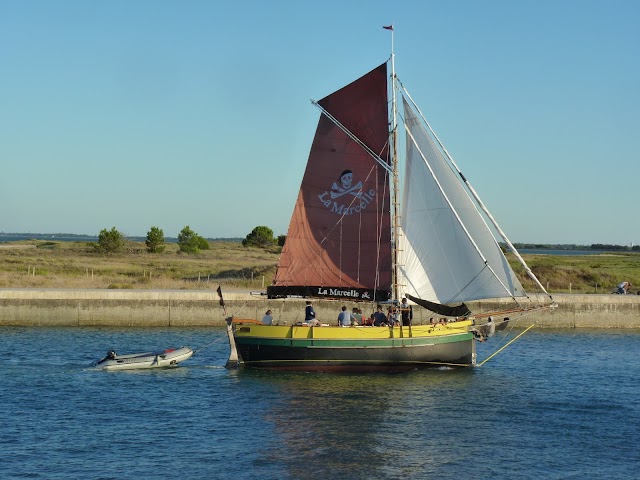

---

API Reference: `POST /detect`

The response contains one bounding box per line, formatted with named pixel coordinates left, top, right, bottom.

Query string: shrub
left=177, top=226, right=206, bottom=254
left=96, top=227, right=124, bottom=253
left=146, top=226, right=166, bottom=253
left=243, top=226, right=276, bottom=248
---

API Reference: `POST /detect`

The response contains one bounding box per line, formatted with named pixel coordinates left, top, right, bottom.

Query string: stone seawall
left=1, top=289, right=639, bottom=328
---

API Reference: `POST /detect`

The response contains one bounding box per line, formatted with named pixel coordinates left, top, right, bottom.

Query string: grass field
left=1, top=240, right=639, bottom=294
left=0, top=240, right=278, bottom=291
left=508, top=251, right=640, bottom=294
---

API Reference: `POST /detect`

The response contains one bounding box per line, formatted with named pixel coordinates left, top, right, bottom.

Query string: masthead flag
left=383, top=25, right=393, bottom=30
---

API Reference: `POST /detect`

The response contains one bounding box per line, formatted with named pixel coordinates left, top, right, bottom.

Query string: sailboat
left=225, top=31, right=555, bottom=372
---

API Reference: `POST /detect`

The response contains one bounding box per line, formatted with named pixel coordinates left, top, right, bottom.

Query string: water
left=0, top=234, right=99, bottom=243
left=1, top=326, right=638, bottom=479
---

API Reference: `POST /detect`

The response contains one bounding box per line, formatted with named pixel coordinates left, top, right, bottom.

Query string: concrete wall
left=1, top=289, right=639, bottom=328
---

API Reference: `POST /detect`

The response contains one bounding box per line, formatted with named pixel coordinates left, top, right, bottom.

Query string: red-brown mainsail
left=268, top=64, right=392, bottom=302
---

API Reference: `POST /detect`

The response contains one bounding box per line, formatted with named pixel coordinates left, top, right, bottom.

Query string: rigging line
left=354, top=163, right=379, bottom=285
left=477, top=324, right=535, bottom=367
left=404, top=122, right=517, bottom=302
left=228, top=300, right=250, bottom=319
left=479, top=312, right=528, bottom=353
left=373, top=163, right=381, bottom=293
left=312, top=101, right=393, bottom=175
left=488, top=311, right=536, bottom=353
left=446, top=265, right=494, bottom=305
left=376, top=166, right=390, bottom=296
left=370, top=157, right=387, bottom=296
left=339, top=217, right=343, bottom=284
left=193, top=335, right=226, bottom=354
left=399, top=82, right=552, bottom=303
left=356, top=196, right=361, bottom=284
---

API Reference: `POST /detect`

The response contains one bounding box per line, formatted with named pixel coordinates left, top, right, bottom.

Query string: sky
left=1, top=0, right=639, bottom=245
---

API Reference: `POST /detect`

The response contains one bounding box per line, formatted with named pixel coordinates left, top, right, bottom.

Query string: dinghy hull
left=95, top=347, right=193, bottom=371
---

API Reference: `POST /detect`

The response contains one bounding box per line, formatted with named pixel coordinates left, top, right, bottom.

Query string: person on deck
left=388, top=306, right=399, bottom=326
left=372, top=305, right=387, bottom=326
left=305, top=301, right=321, bottom=326
left=400, top=298, right=413, bottom=326
left=351, top=307, right=362, bottom=326
left=338, top=306, right=352, bottom=327
left=262, top=309, right=273, bottom=325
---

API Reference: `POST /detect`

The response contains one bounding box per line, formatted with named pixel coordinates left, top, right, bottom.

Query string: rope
left=192, top=297, right=250, bottom=355
left=193, top=335, right=227, bottom=354
left=229, top=300, right=249, bottom=318
left=477, top=304, right=543, bottom=354
left=477, top=324, right=534, bottom=367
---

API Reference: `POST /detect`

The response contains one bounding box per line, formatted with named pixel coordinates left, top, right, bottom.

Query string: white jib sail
left=399, top=96, right=525, bottom=304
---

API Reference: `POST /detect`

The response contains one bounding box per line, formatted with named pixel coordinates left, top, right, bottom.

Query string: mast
left=387, top=24, right=401, bottom=302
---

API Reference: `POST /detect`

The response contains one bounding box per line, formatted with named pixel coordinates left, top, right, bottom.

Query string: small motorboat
left=94, top=347, right=194, bottom=371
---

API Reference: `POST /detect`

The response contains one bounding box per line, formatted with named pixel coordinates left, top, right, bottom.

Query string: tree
left=178, top=226, right=204, bottom=254
left=96, top=227, right=124, bottom=253
left=277, top=234, right=286, bottom=247
left=145, top=226, right=165, bottom=253
left=242, top=226, right=276, bottom=248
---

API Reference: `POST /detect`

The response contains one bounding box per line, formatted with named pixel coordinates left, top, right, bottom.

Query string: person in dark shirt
left=305, top=300, right=320, bottom=326
left=372, top=305, right=387, bottom=326
left=400, top=298, right=413, bottom=326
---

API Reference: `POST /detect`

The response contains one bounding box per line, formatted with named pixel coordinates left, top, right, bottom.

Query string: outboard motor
left=94, top=350, right=117, bottom=367
left=96, top=350, right=117, bottom=365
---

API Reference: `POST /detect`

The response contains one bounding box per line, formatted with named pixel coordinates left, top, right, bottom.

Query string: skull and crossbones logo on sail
left=317, top=169, right=376, bottom=216
left=330, top=170, right=363, bottom=199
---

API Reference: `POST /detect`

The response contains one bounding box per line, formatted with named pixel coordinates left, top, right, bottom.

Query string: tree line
left=513, top=243, right=640, bottom=251
left=95, top=225, right=286, bottom=254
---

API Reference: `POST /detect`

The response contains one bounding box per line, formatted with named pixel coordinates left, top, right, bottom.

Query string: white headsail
left=399, top=96, right=525, bottom=304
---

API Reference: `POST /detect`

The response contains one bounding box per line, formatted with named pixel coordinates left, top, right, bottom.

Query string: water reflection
left=240, top=369, right=475, bottom=479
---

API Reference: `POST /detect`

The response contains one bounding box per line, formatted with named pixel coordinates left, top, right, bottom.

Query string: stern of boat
left=225, top=316, right=241, bottom=369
